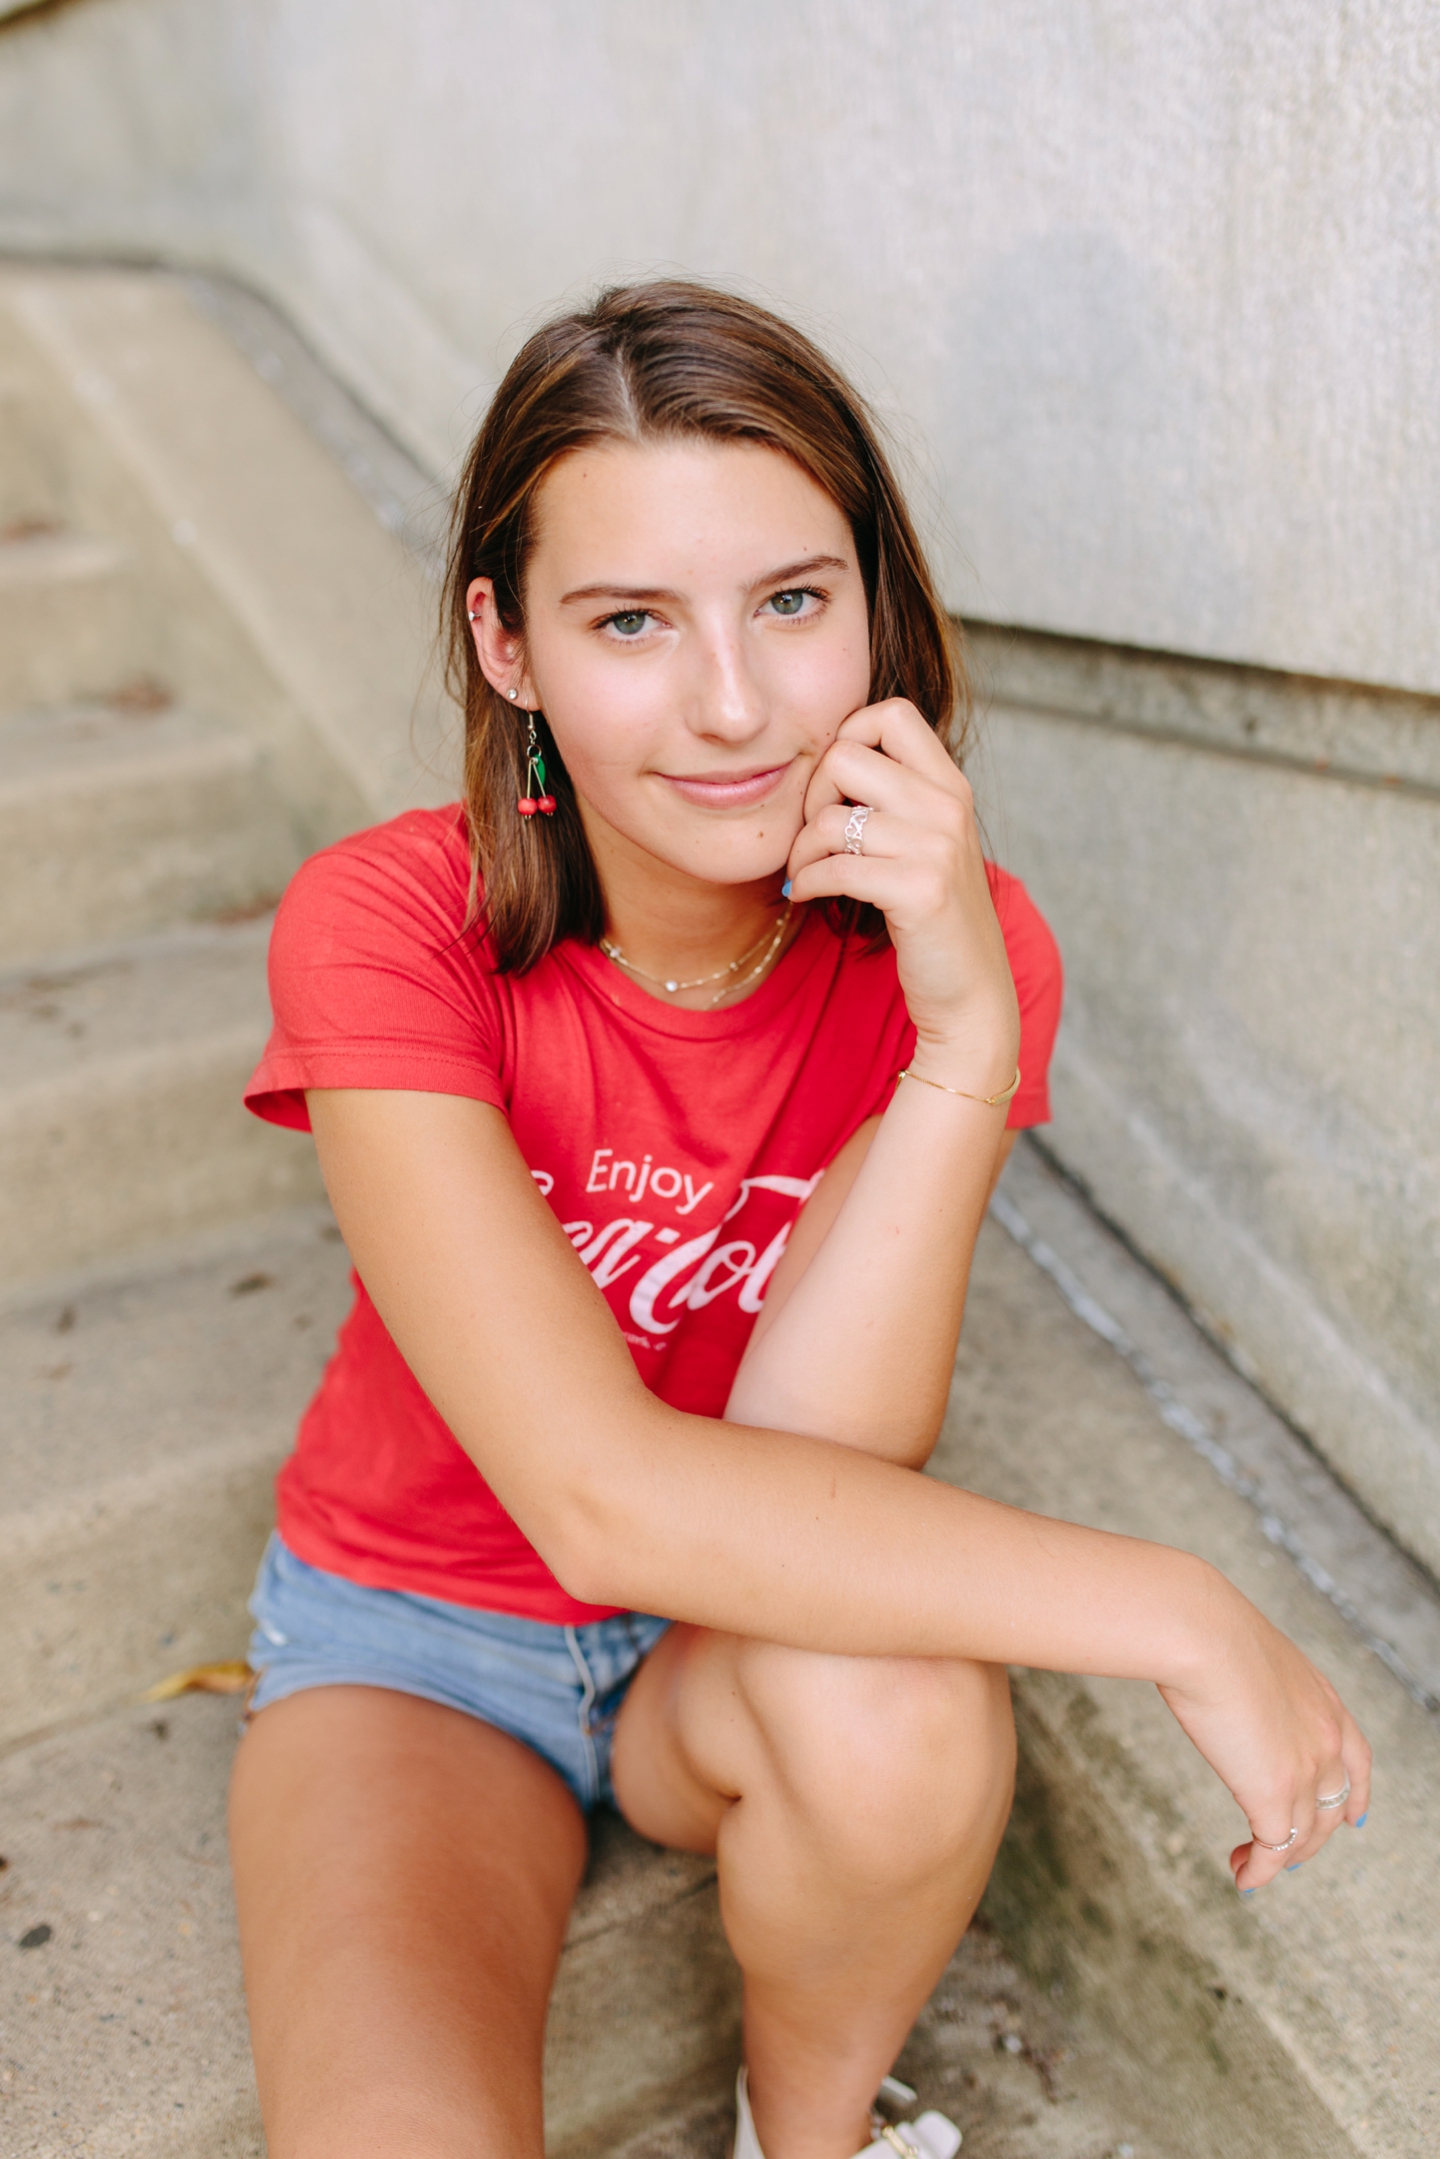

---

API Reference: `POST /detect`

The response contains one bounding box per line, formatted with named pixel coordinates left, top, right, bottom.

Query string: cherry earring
left=517, top=711, right=556, bottom=818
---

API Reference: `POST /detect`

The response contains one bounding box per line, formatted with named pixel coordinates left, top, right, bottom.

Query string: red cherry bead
left=537, top=795, right=556, bottom=814
left=517, top=797, right=538, bottom=816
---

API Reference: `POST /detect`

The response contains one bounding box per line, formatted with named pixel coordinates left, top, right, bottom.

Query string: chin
left=663, top=851, right=789, bottom=891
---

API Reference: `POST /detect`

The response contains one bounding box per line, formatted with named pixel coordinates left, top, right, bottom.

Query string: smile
left=658, top=763, right=793, bottom=810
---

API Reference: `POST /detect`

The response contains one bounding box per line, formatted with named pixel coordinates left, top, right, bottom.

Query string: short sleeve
left=987, top=865, right=1064, bottom=1129
left=244, top=809, right=509, bottom=1133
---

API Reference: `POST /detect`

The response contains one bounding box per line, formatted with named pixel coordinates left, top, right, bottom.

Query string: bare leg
left=229, top=1686, right=587, bottom=2159
left=612, top=1632, right=1015, bottom=2159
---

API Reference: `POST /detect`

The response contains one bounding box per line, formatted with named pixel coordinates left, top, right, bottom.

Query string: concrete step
left=0, top=527, right=156, bottom=714
left=0, top=699, right=300, bottom=966
left=5, top=266, right=458, bottom=828
left=0, top=919, right=321, bottom=1294
left=0, top=1206, right=352, bottom=1747
left=0, top=1695, right=1142, bottom=2159
left=951, top=1142, right=1440, bottom=2158
left=0, top=377, right=69, bottom=533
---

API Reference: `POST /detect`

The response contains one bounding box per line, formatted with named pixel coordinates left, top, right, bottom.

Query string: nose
left=686, top=616, right=768, bottom=745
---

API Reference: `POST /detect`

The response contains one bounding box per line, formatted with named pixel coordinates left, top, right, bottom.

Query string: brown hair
left=442, top=279, right=970, bottom=971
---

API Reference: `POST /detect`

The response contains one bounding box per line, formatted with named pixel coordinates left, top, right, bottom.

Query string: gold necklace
left=601, top=905, right=791, bottom=1008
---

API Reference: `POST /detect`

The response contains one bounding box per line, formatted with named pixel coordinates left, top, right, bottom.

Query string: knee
left=732, top=1642, right=1014, bottom=1863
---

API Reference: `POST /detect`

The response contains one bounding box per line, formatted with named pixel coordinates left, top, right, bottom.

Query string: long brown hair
left=442, top=280, right=970, bottom=971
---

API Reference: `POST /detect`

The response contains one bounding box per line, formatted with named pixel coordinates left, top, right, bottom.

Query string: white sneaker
left=733, top=2068, right=962, bottom=2159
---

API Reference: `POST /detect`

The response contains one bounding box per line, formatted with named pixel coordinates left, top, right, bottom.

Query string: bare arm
left=309, top=1084, right=1368, bottom=1889
left=726, top=1114, right=1017, bottom=1464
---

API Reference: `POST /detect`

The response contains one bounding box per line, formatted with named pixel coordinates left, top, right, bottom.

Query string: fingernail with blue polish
left=781, top=879, right=792, bottom=899
left=1240, top=1887, right=1256, bottom=1897
left=1354, top=1812, right=1367, bottom=1828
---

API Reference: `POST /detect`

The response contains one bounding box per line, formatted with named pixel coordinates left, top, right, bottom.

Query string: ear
left=466, top=577, right=538, bottom=707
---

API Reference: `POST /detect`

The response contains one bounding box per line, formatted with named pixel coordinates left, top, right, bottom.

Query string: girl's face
left=471, top=437, right=872, bottom=890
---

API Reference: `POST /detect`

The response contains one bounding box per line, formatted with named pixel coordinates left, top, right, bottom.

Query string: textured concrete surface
left=975, top=647, right=1440, bottom=1579
left=3, top=1, right=1439, bottom=690
left=0, top=701, right=296, bottom=965
left=988, top=1148, right=1440, bottom=1719
left=0, top=1206, right=352, bottom=1744
left=0, top=1701, right=263, bottom=2159
left=0, top=267, right=454, bottom=861
left=6, top=269, right=458, bottom=825
left=0, top=259, right=455, bottom=1320
left=0, top=921, right=321, bottom=1290
left=0, top=532, right=147, bottom=712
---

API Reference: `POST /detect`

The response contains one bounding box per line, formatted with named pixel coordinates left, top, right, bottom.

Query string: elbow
left=538, top=1506, right=641, bottom=1611
left=517, top=1456, right=647, bottom=1612
left=545, top=1543, right=623, bottom=1611
left=535, top=1393, right=688, bottom=1608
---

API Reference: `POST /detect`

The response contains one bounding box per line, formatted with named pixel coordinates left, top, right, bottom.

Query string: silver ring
left=1251, top=1826, right=1299, bottom=1854
left=1316, top=1781, right=1351, bottom=1810
left=843, top=804, right=871, bottom=855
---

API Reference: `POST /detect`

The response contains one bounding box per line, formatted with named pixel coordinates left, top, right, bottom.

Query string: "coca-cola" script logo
left=532, top=1161, right=823, bottom=1340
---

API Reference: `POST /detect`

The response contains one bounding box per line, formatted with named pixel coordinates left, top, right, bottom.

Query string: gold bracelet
left=896, top=1063, right=1021, bottom=1109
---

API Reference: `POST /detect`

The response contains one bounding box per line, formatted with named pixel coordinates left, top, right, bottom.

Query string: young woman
left=231, top=281, right=1369, bottom=2159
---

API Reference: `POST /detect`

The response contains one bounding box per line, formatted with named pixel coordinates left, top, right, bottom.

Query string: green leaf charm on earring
left=518, top=714, right=556, bottom=816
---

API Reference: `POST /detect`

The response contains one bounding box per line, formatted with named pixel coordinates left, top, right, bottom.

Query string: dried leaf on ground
left=142, top=1660, right=251, bottom=1701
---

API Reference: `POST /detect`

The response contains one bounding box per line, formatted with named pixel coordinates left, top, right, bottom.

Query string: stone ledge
left=181, top=274, right=446, bottom=565
left=967, top=622, right=1440, bottom=798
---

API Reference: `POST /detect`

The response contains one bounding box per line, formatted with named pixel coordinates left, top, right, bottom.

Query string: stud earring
left=467, top=609, right=479, bottom=620
left=508, top=688, right=518, bottom=700
left=517, top=711, right=556, bottom=818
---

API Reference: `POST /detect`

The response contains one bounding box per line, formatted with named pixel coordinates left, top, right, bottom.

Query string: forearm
left=724, top=1071, right=1008, bottom=1465
left=548, top=1391, right=1229, bottom=1688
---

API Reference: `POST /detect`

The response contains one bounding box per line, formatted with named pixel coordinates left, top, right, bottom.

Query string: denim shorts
left=246, top=1533, right=670, bottom=1810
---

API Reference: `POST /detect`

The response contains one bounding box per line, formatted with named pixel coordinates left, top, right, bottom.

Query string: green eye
left=769, top=590, right=809, bottom=616
left=607, top=611, right=650, bottom=637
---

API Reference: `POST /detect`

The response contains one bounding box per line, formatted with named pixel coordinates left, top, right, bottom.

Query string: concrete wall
left=971, top=632, right=1440, bottom=1577
left=3, top=0, right=1439, bottom=692
left=2, top=0, right=1437, bottom=1567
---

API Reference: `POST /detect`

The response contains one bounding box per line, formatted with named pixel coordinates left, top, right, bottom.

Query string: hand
left=785, top=700, right=1019, bottom=1090
left=1158, top=1584, right=1372, bottom=1890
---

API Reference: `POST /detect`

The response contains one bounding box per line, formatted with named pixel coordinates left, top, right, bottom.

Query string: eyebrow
left=558, top=554, right=851, bottom=607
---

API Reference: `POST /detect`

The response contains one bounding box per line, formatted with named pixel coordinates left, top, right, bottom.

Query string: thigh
left=229, top=1683, right=587, bottom=2159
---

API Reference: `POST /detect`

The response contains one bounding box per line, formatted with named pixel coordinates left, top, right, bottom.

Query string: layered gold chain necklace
left=600, top=904, right=792, bottom=1009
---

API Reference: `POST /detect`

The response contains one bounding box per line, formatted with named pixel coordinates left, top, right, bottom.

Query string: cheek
left=784, top=627, right=871, bottom=743
left=538, top=652, right=666, bottom=793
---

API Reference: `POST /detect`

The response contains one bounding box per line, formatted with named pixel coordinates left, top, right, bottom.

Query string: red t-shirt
left=246, top=805, right=1062, bottom=1622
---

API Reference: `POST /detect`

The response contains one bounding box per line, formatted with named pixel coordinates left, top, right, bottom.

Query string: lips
left=659, top=762, right=792, bottom=809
